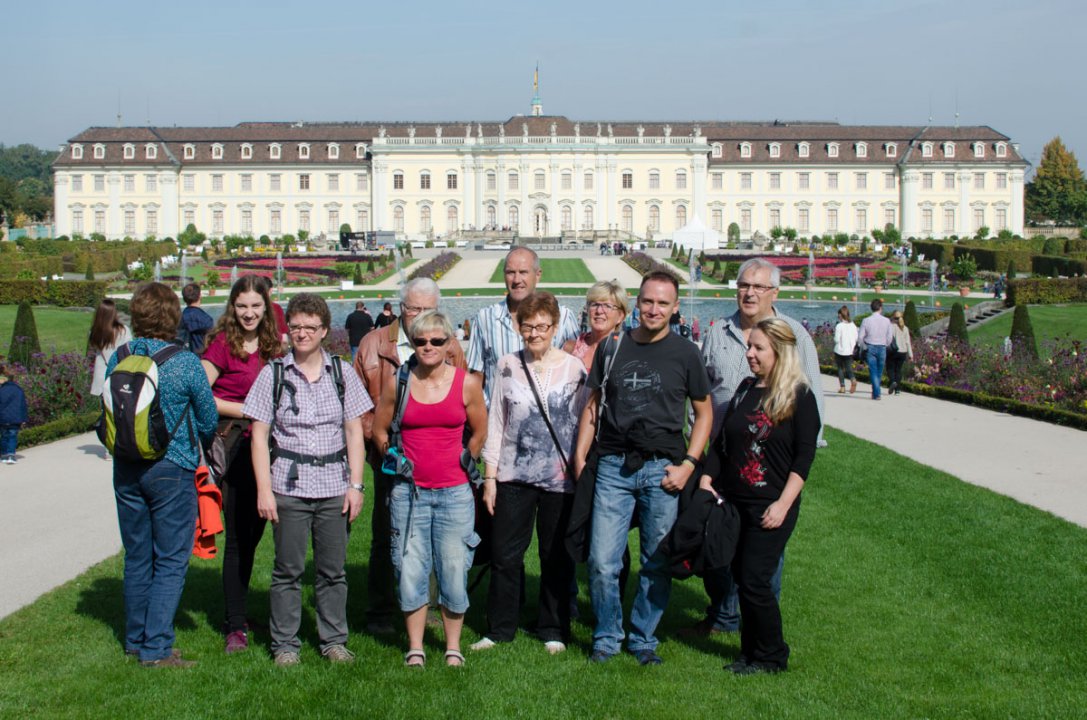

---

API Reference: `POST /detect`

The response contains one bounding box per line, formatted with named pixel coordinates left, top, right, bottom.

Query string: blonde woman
left=699, top=317, right=818, bottom=675
left=887, top=310, right=914, bottom=396
left=563, top=280, right=629, bottom=372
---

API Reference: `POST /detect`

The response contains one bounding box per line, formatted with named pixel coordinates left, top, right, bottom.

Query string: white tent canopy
left=672, top=214, right=721, bottom=252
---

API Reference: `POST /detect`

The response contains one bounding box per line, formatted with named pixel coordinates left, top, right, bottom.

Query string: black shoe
left=728, top=660, right=784, bottom=676
left=634, top=649, right=663, bottom=666
left=589, top=649, right=617, bottom=664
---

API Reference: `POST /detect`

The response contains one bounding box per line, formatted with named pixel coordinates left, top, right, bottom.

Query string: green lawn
left=969, top=304, right=1087, bottom=354
left=488, top=258, right=596, bottom=284
left=1, top=427, right=1083, bottom=718
left=0, top=305, right=93, bottom=355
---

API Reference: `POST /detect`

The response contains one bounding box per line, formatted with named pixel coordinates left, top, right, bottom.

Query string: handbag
left=206, top=418, right=250, bottom=481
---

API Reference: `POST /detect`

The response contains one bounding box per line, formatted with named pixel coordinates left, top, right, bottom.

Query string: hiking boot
left=274, top=651, right=301, bottom=666
left=224, top=630, right=249, bottom=654
left=322, top=645, right=355, bottom=664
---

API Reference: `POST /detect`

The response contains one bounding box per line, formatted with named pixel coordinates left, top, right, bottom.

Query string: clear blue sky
left=7, top=0, right=1085, bottom=172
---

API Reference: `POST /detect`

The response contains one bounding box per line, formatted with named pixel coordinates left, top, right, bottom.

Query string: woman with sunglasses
left=564, top=280, right=630, bottom=372
left=473, top=292, right=587, bottom=655
left=372, top=310, right=487, bottom=668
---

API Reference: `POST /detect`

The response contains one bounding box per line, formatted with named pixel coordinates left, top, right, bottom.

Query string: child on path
left=0, top=364, right=29, bottom=464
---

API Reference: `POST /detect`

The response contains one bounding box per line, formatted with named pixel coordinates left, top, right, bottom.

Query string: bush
left=366, top=259, right=375, bottom=273
left=353, top=263, right=363, bottom=284
left=1032, top=255, right=1087, bottom=278
left=1006, top=260, right=1017, bottom=279
left=1009, top=304, right=1038, bottom=359
left=8, top=301, right=41, bottom=365
left=1042, top=237, right=1066, bottom=255
left=727, top=223, right=740, bottom=243
left=947, top=303, right=969, bottom=345
left=951, top=253, right=978, bottom=281
left=19, top=410, right=100, bottom=448
left=903, top=300, right=921, bottom=339
left=622, top=253, right=685, bottom=284
left=0, top=280, right=110, bottom=307
left=84, top=261, right=94, bottom=281
left=1006, top=277, right=1087, bottom=305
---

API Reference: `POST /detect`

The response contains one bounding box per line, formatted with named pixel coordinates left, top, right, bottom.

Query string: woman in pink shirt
left=202, top=275, right=283, bottom=654
left=373, top=311, right=487, bottom=668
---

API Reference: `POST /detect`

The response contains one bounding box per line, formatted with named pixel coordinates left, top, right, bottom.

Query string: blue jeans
left=866, top=344, right=887, bottom=398
left=389, top=481, right=478, bottom=614
left=113, top=458, right=196, bottom=662
left=704, top=553, right=784, bottom=631
left=0, top=425, right=18, bottom=456
left=588, top=455, right=678, bottom=655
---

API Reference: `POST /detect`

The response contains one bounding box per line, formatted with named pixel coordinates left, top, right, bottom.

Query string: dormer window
left=827, top=142, right=839, bottom=158
left=299, top=143, right=311, bottom=159
left=922, top=142, right=934, bottom=158
left=93, top=144, right=106, bottom=159
left=995, top=142, right=1007, bottom=158
left=241, top=143, right=253, bottom=159
left=798, top=142, right=810, bottom=158
left=71, top=144, right=84, bottom=159
left=769, top=142, right=781, bottom=159
left=183, top=144, right=195, bottom=159
left=270, top=143, right=282, bottom=159
left=856, top=142, right=868, bottom=158
left=886, top=142, right=897, bottom=158
left=973, top=142, right=985, bottom=158
left=944, top=142, right=955, bottom=158
left=328, top=143, right=340, bottom=159
left=711, top=143, right=722, bottom=159
left=123, top=144, right=135, bottom=159
left=740, top=142, right=752, bottom=158
left=145, top=144, right=157, bottom=160
left=355, top=143, right=367, bottom=159
left=211, top=144, right=224, bottom=160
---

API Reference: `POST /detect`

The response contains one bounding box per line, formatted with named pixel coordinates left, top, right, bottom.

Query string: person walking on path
left=245, top=293, right=371, bottom=666
left=374, top=302, right=397, bottom=330
left=179, top=283, right=214, bottom=354
left=858, top=298, right=894, bottom=400
left=351, top=278, right=466, bottom=635
left=833, top=305, right=859, bottom=394
left=886, top=310, right=914, bottom=396
left=573, top=271, right=713, bottom=666
left=0, top=364, right=28, bottom=464
left=344, top=301, right=374, bottom=360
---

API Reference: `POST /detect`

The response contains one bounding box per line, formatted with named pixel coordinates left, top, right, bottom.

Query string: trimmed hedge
left=911, top=240, right=955, bottom=266
left=1005, top=277, right=1087, bottom=305
left=0, top=280, right=109, bottom=307
left=20, top=410, right=100, bottom=448
left=1032, top=255, right=1087, bottom=278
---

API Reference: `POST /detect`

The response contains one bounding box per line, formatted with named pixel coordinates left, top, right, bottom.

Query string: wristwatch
left=349, top=483, right=364, bottom=492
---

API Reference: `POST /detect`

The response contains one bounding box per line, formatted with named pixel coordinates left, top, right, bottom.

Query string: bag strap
left=595, top=330, right=624, bottom=443
left=519, top=350, right=571, bottom=476
left=389, top=355, right=417, bottom=448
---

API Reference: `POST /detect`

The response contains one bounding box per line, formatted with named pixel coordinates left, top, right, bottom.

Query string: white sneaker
left=544, top=641, right=566, bottom=655
left=469, top=637, right=497, bottom=651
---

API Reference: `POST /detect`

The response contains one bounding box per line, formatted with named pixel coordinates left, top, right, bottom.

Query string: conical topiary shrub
left=1009, top=304, right=1038, bottom=359
left=904, top=300, right=922, bottom=339
left=353, top=263, right=363, bottom=284
left=8, top=300, right=41, bottom=365
left=947, top=302, right=969, bottom=345
left=84, top=260, right=95, bottom=281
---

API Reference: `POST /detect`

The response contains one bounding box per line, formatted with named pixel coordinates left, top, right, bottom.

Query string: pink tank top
left=401, top=367, right=469, bottom=489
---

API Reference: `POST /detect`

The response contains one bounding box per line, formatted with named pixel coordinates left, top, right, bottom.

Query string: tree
left=1006, top=259, right=1017, bottom=279
left=1025, top=137, right=1087, bottom=225
left=783, top=227, right=798, bottom=242
left=353, top=262, right=363, bottom=284
left=727, top=222, right=741, bottom=244
left=904, top=300, right=922, bottom=339
left=1009, top=304, right=1038, bottom=359
left=975, top=225, right=990, bottom=240
left=947, top=302, right=969, bottom=345
left=8, top=300, right=41, bottom=365
left=84, top=260, right=95, bottom=280
left=883, top=224, right=902, bottom=246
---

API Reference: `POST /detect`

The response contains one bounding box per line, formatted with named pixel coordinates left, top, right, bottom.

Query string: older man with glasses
left=352, top=277, right=467, bottom=634
left=681, top=257, right=825, bottom=638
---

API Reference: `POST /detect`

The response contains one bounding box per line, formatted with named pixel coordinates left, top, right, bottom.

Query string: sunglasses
left=412, top=337, right=449, bottom=348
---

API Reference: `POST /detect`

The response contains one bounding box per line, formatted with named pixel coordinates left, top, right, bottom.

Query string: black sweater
left=702, top=384, right=818, bottom=504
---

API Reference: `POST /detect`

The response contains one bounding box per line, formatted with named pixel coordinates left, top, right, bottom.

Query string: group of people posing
left=105, top=248, right=825, bottom=678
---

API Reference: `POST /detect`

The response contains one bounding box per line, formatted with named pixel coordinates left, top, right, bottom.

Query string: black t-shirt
left=588, top=330, right=710, bottom=456
left=345, top=310, right=374, bottom=346
left=702, top=383, right=818, bottom=503
left=374, top=312, right=396, bottom=329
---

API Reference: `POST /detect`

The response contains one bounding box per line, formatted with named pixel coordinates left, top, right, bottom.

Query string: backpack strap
left=330, top=355, right=346, bottom=411
left=388, top=355, right=416, bottom=449
left=595, top=330, right=624, bottom=443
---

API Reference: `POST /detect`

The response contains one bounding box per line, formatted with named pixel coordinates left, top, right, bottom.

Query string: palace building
left=52, top=114, right=1028, bottom=243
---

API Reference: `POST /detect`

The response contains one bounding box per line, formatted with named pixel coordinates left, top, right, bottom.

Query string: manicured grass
left=0, top=305, right=93, bottom=355
left=969, top=304, right=1087, bottom=354
left=488, top=258, right=596, bottom=284
left=1, top=427, right=1084, bottom=718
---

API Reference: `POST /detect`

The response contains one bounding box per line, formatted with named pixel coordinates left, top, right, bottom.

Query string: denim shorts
left=389, top=481, right=479, bottom=614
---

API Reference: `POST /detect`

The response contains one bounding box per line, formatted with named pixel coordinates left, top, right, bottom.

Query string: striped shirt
left=243, top=350, right=373, bottom=499
left=699, top=309, right=825, bottom=441
left=466, top=298, right=580, bottom=405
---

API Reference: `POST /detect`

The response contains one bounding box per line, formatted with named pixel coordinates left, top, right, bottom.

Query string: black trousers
left=366, top=458, right=398, bottom=623
left=222, top=438, right=268, bottom=633
left=732, top=497, right=800, bottom=670
left=887, top=352, right=908, bottom=388
left=486, top=482, right=575, bottom=643
left=834, top=353, right=855, bottom=385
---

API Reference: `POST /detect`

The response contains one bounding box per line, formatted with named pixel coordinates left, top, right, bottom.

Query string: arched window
left=676, top=205, right=687, bottom=228
left=145, top=144, right=157, bottom=160
left=486, top=205, right=496, bottom=227
left=583, top=205, right=593, bottom=230
left=420, top=206, right=431, bottom=232
left=71, top=144, right=84, bottom=159
left=93, top=144, right=105, bottom=159
left=561, top=206, right=572, bottom=230
left=393, top=206, right=404, bottom=232
left=123, top=144, right=135, bottom=159
left=241, top=144, right=253, bottom=159
left=621, top=205, right=633, bottom=232
left=675, top=170, right=687, bottom=190
left=649, top=205, right=660, bottom=232
left=509, top=205, right=519, bottom=228
left=448, top=206, right=459, bottom=233
left=508, top=171, right=519, bottom=191
left=270, top=143, right=282, bottom=159
left=328, top=143, right=339, bottom=159
left=184, top=144, right=195, bottom=159
left=299, top=143, right=310, bottom=159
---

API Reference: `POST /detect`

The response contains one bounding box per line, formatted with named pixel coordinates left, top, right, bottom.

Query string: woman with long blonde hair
left=699, top=317, right=818, bottom=676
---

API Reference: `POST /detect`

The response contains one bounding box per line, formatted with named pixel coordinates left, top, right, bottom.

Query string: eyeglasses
left=736, top=282, right=778, bottom=295
left=519, top=322, right=554, bottom=335
left=401, top=304, right=435, bottom=314
left=412, top=337, right=449, bottom=347
left=588, top=302, right=620, bottom=312
left=287, top=323, right=324, bottom=335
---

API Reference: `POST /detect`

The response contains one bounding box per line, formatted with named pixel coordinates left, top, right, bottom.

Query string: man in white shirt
left=857, top=298, right=895, bottom=400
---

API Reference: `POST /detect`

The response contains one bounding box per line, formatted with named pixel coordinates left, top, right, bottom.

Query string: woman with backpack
left=244, top=293, right=371, bottom=666
left=88, top=298, right=131, bottom=398
left=105, top=282, right=218, bottom=667
left=201, top=275, right=283, bottom=654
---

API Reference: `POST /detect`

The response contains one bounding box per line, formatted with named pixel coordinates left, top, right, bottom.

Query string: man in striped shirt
left=683, top=257, right=825, bottom=637
left=467, top=247, right=579, bottom=405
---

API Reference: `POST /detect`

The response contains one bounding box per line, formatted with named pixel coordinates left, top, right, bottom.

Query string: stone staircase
left=921, top=300, right=1008, bottom=339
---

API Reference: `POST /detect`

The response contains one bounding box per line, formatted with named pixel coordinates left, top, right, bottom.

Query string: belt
left=273, top=448, right=347, bottom=467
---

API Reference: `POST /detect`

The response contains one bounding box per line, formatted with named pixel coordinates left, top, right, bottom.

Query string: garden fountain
left=853, top=261, right=862, bottom=319
left=179, top=253, right=189, bottom=288
left=803, top=250, right=819, bottom=308
left=900, top=252, right=908, bottom=306
left=229, top=264, right=238, bottom=288
left=154, top=261, right=162, bottom=283
left=275, top=252, right=284, bottom=299
left=929, top=259, right=938, bottom=310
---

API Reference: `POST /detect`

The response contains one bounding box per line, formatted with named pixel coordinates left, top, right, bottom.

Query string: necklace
left=417, top=364, right=450, bottom=390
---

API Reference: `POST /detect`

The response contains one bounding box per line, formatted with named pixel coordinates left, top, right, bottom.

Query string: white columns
left=958, top=171, right=972, bottom=237
left=1010, top=170, right=1025, bottom=236
left=604, top=156, right=617, bottom=231
left=549, top=159, right=560, bottom=237
left=53, top=174, right=70, bottom=237
left=692, top=154, right=707, bottom=221
left=107, top=173, right=122, bottom=239
left=372, top=159, right=388, bottom=231
left=900, top=170, right=919, bottom=238
left=161, top=172, right=180, bottom=240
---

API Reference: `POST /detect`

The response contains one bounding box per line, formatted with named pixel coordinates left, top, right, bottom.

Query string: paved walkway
left=3, top=382, right=1084, bottom=620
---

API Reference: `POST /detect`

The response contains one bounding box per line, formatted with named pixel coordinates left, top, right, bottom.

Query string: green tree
left=8, top=300, right=41, bottom=365
left=975, top=225, right=990, bottom=240
left=1025, top=137, right=1087, bottom=225
left=783, top=227, right=798, bottom=242
left=903, top=300, right=922, bottom=339
left=84, top=260, right=95, bottom=281
left=883, top=224, right=902, bottom=246
left=951, top=253, right=978, bottom=281
left=353, top=263, right=363, bottom=284
left=1006, top=260, right=1017, bottom=279
left=727, top=222, right=741, bottom=244
left=1009, top=304, right=1038, bottom=359
left=947, top=302, right=969, bottom=345
left=339, top=223, right=352, bottom=234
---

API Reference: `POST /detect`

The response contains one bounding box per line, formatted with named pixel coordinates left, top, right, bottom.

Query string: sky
left=6, top=0, right=1085, bottom=173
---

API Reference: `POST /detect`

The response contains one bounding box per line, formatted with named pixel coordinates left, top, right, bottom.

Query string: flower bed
left=623, top=252, right=685, bottom=283
left=408, top=252, right=461, bottom=281
left=9, top=351, right=96, bottom=427
left=212, top=254, right=389, bottom=285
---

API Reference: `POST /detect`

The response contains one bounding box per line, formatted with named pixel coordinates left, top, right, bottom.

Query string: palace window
left=95, top=210, right=106, bottom=234
left=886, top=142, right=897, bottom=158
left=741, top=172, right=752, bottom=190
left=740, top=142, right=751, bottom=158
left=798, top=142, right=810, bottom=158
left=856, top=208, right=867, bottom=232
left=124, top=210, right=136, bottom=235
left=827, top=142, right=839, bottom=158
left=922, top=208, right=933, bottom=233
left=145, top=144, right=157, bottom=160
left=621, top=205, right=633, bottom=232
left=146, top=209, right=158, bottom=234
left=974, top=142, right=985, bottom=158
left=974, top=208, right=985, bottom=231
left=146, top=174, right=157, bottom=192
left=242, top=209, right=252, bottom=233
left=270, top=209, right=282, bottom=233
left=509, top=205, right=519, bottom=229
left=944, top=142, right=955, bottom=158
left=270, top=174, right=281, bottom=191
left=583, top=205, right=593, bottom=229
left=508, top=172, right=519, bottom=191
left=944, top=173, right=955, bottom=190
left=299, top=174, right=310, bottom=191
left=996, top=142, right=1008, bottom=158
left=711, top=173, right=723, bottom=190
left=827, top=172, right=838, bottom=190
left=856, top=172, right=867, bottom=190
left=355, top=144, right=367, bottom=159
left=922, top=173, right=933, bottom=190
left=72, top=175, right=83, bottom=192
left=270, top=144, right=281, bottom=159
left=447, top=172, right=458, bottom=190
left=711, top=209, right=722, bottom=231
left=676, top=205, right=687, bottom=228
left=798, top=208, right=809, bottom=232
left=356, top=173, right=369, bottom=191
left=94, top=175, right=105, bottom=192
left=996, top=173, right=1008, bottom=189
left=299, top=209, right=310, bottom=232
left=561, top=171, right=571, bottom=191
left=534, top=170, right=546, bottom=191
left=486, top=172, right=496, bottom=191
left=712, top=143, right=722, bottom=158
left=93, top=144, right=105, bottom=159
left=944, top=208, right=955, bottom=232
left=212, top=174, right=223, bottom=192
left=212, top=144, right=223, bottom=160
left=448, top=206, right=458, bottom=233
left=299, top=144, right=310, bottom=159
left=328, top=174, right=339, bottom=192
left=921, top=142, right=933, bottom=158
left=584, top=171, right=593, bottom=190
left=769, top=208, right=781, bottom=229
left=184, top=144, right=195, bottom=159
left=71, top=144, right=83, bottom=159
left=393, top=207, right=404, bottom=232
left=420, top=206, right=431, bottom=233
left=241, top=143, right=253, bottom=159
left=649, top=205, right=660, bottom=232
left=124, top=144, right=135, bottom=159
left=621, top=172, right=633, bottom=190
left=741, top=208, right=751, bottom=232
left=826, top=208, right=838, bottom=232
left=212, top=210, right=223, bottom=235
left=884, top=173, right=895, bottom=190
left=649, top=171, right=660, bottom=190
left=357, top=209, right=369, bottom=231
left=676, top=170, right=687, bottom=190
left=561, top=206, right=572, bottom=231
left=884, top=208, right=895, bottom=227
left=420, top=172, right=431, bottom=190
left=996, top=208, right=1007, bottom=230
left=798, top=172, right=810, bottom=190
left=768, top=143, right=781, bottom=159
left=769, top=173, right=781, bottom=190
left=856, top=142, right=868, bottom=158
left=393, top=172, right=404, bottom=190
left=974, top=173, right=985, bottom=190
left=241, top=174, right=252, bottom=192
left=124, top=175, right=135, bottom=192
left=183, top=174, right=194, bottom=192
left=328, top=143, right=339, bottom=159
